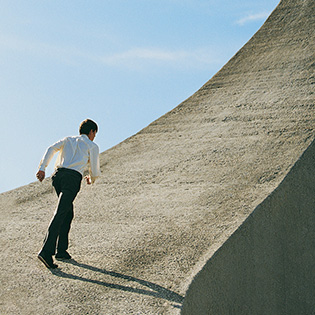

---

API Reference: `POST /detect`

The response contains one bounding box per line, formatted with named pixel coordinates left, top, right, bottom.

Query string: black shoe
left=38, top=251, right=58, bottom=269
left=55, top=251, right=71, bottom=260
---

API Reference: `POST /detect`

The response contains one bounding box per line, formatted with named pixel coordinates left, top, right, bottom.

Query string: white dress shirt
left=39, top=134, right=101, bottom=183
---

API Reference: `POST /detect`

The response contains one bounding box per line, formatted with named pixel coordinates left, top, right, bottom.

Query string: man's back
left=39, top=134, right=100, bottom=182
left=55, top=135, right=98, bottom=175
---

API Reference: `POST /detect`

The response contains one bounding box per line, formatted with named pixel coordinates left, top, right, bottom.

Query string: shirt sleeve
left=38, top=139, right=65, bottom=172
left=89, top=144, right=101, bottom=184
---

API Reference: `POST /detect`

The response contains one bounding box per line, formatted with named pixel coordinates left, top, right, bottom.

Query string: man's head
left=79, top=119, right=98, bottom=141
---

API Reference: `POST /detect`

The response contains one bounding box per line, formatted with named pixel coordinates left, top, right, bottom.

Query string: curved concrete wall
left=182, top=139, right=315, bottom=314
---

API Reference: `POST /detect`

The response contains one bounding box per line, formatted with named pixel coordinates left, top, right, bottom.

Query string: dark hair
left=79, top=119, right=98, bottom=135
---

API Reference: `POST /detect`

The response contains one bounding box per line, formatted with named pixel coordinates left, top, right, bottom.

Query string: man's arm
left=87, top=145, right=101, bottom=184
left=36, top=139, right=64, bottom=182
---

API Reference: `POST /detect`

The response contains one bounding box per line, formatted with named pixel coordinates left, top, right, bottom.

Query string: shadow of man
left=51, top=259, right=183, bottom=307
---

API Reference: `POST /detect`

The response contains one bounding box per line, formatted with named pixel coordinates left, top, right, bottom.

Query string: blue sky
left=0, top=0, right=279, bottom=193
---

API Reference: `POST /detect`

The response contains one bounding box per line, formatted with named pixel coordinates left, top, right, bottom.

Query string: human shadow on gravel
left=51, top=259, right=183, bottom=307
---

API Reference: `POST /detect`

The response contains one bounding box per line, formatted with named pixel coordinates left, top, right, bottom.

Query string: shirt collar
left=81, top=134, right=91, bottom=141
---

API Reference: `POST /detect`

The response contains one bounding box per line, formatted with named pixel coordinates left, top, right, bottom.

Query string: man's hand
left=36, top=170, right=45, bottom=182
left=85, top=175, right=92, bottom=185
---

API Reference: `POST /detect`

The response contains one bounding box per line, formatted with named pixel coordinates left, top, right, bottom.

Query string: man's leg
left=41, top=190, right=77, bottom=256
left=56, top=202, right=74, bottom=255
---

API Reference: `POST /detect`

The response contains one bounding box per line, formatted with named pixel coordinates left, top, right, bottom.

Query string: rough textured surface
left=181, top=139, right=315, bottom=314
left=0, top=0, right=314, bottom=314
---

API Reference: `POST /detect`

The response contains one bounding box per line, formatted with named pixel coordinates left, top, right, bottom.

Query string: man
left=36, top=119, right=101, bottom=269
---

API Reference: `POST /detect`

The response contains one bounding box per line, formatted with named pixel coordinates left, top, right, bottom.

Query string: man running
left=36, top=119, right=101, bottom=268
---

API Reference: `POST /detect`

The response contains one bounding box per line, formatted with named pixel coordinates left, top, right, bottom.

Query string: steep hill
left=0, top=0, right=314, bottom=314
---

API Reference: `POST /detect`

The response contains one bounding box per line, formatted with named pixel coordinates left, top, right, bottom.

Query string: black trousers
left=41, top=168, right=82, bottom=256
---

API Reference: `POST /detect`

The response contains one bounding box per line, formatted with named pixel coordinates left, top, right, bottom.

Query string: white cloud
left=103, top=48, right=184, bottom=63
left=236, top=11, right=270, bottom=26
left=101, top=47, right=222, bottom=70
left=0, top=34, right=225, bottom=72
